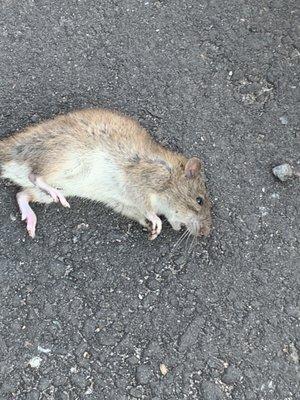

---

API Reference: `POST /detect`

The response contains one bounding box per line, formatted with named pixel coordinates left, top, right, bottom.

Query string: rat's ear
left=185, top=157, right=202, bottom=178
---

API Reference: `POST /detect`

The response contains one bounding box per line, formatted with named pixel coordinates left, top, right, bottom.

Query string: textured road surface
left=0, top=1, right=299, bottom=399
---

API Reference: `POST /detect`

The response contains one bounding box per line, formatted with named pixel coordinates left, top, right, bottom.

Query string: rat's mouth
left=182, top=221, right=211, bottom=237
left=169, top=218, right=211, bottom=237
left=170, top=220, right=198, bottom=236
left=198, top=224, right=211, bottom=237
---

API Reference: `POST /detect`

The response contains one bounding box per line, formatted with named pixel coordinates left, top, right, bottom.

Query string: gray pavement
left=0, top=0, right=299, bottom=399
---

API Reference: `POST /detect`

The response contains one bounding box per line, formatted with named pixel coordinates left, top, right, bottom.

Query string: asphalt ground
left=0, top=0, right=299, bottom=399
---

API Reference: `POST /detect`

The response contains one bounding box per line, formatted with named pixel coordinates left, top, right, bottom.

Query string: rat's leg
left=16, top=188, right=53, bottom=238
left=116, top=205, right=148, bottom=228
left=145, top=212, right=162, bottom=240
left=121, top=205, right=162, bottom=240
left=113, top=203, right=162, bottom=240
left=29, top=173, right=70, bottom=208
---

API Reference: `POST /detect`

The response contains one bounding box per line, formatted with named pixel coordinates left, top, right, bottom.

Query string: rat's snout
left=198, top=223, right=212, bottom=237
left=197, top=213, right=212, bottom=237
left=186, top=216, right=212, bottom=237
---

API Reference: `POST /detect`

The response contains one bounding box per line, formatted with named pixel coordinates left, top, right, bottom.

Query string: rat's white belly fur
left=2, top=161, right=33, bottom=188
left=49, top=150, right=128, bottom=206
left=3, top=149, right=137, bottom=211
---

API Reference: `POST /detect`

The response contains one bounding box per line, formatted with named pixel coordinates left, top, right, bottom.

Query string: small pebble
left=30, top=114, right=39, bottom=123
left=270, top=193, right=280, bottom=199
left=272, top=163, right=293, bottom=181
left=279, top=115, right=288, bottom=125
left=37, top=345, right=51, bottom=354
left=76, top=223, right=89, bottom=230
left=28, top=356, right=42, bottom=369
left=160, top=363, right=168, bottom=376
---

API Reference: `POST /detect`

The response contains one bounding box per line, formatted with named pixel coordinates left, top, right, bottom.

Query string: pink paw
left=21, top=210, right=37, bottom=238
left=146, top=214, right=162, bottom=240
left=33, top=176, right=70, bottom=208
left=48, top=189, right=70, bottom=208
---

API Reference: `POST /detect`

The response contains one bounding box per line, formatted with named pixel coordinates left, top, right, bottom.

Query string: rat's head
left=154, top=157, right=212, bottom=236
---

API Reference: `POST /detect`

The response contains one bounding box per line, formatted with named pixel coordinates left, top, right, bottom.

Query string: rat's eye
left=196, top=196, right=204, bottom=205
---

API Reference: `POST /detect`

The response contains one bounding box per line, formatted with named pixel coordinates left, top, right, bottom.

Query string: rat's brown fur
left=0, top=108, right=212, bottom=238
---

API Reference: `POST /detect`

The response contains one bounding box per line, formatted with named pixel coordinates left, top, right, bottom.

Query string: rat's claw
left=146, top=213, right=162, bottom=240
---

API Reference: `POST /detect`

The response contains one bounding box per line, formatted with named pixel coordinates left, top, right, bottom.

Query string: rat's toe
left=149, top=231, right=159, bottom=240
left=57, top=193, right=70, bottom=208
left=48, top=188, right=69, bottom=207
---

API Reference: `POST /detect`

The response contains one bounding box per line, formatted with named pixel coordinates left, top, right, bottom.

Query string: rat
left=0, top=108, right=212, bottom=239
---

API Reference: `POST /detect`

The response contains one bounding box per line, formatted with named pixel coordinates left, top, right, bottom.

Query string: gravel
left=272, top=163, right=294, bottom=181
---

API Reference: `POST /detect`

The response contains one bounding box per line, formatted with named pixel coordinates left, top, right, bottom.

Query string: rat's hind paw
left=29, top=174, right=70, bottom=208
left=23, top=211, right=37, bottom=238
left=146, top=213, right=162, bottom=240
left=17, top=191, right=37, bottom=238
left=45, top=187, right=70, bottom=208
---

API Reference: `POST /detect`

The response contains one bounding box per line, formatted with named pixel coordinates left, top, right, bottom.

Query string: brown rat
left=0, top=108, right=212, bottom=239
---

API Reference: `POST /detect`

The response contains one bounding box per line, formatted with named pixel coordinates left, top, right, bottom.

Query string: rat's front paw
left=146, top=213, right=162, bottom=240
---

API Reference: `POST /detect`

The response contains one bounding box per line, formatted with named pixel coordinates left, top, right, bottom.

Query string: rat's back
left=0, top=108, right=154, bottom=189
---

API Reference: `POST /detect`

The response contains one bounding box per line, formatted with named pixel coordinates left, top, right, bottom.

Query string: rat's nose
left=199, top=224, right=211, bottom=237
